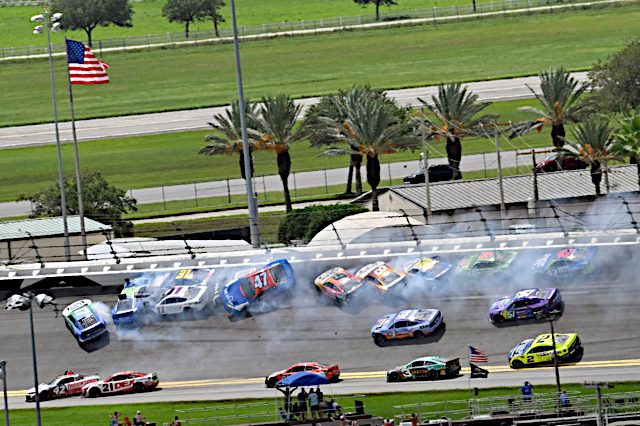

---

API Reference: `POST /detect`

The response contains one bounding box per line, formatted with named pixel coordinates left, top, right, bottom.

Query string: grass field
left=1, top=0, right=507, bottom=49
left=0, top=98, right=553, bottom=203
left=7, top=382, right=639, bottom=426
left=1, top=5, right=638, bottom=127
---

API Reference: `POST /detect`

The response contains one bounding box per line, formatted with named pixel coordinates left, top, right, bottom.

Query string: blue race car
left=371, top=308, right=444, bottom=345
left=489, top=288, right=562, bottom=323
left=221, top=259, right=295, bottom=316
left=532, top=247, right=597, bottom=278
left=112, top=272, right=172, bottom=325
left=62, top=299, right=109, bottom=343
left=404, top=256, right=452, bottom=282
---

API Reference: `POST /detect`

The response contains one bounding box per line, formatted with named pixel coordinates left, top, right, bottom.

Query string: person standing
left=521, top=381, right=534, bottom=402
left=297, top=388, right=308, bottom=420
left=308, top=387, right=320, bottom=419
left=410, top=413, right=419, bottom=426
left=134, top=410, right=146, bottom=426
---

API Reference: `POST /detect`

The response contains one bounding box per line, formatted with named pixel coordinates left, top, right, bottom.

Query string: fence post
left=483, top=152, right=487, bottom=178
left=388, top=162, right=393, bottom=186
left=161, top=185, right=166, bottom=210
left=324, top=169, right=329, bottom=193
left=293, top=172, right=298, bottom=197
left=193, top=182, right=199, bottom=207
left=262, top=175, right=267, bottom=200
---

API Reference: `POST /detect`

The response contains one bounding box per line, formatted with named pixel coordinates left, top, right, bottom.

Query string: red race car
left=82, top=371, right=159, bottom=398
left=314, top=267, right=366, bottom=305
left=26, top=371, right=99, bottom=402
left=265, top=362, right=340, bottom=388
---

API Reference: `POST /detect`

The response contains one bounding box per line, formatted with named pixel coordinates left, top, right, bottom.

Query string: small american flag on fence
left=66, top=39, right=109, bottom=85
left=469, top=345, right=488, bottom=363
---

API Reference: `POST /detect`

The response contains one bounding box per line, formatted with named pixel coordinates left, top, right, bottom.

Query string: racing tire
left=38, top=391, right=49, bottom=401
left=373, top=334, right=386, bottom=345
left=413, top=331, right=424, bottom=339
left=387, top=372, right=400, bottom=383
left=511, top=360, right=525, bottom=369
left=427, top=370, right=439, bottom=380
left=492, top=315, right=505, bottom=324
left=88, top=387, right=101, bottom=398
left=133, top=382, right=145, bottom=393
left=266, top=377, right=278, bottom=388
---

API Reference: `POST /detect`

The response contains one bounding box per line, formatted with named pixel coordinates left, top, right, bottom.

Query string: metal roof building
left=0, top=216, right=112, bottom=264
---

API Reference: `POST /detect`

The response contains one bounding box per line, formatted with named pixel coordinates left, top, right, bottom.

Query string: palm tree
left=314, top=91, right=419, bottom=211
left=304, top=85, right=394, bottom=196
left=199, top=99, right=260, bottom=180
left=517, top=67, right=591, bottom=149
left=610, top=111, right=640, bottom=188
left=255, top=94, right=306, bottom=212
left=418, top=83, right=497, bottom=180
left=561, top=119, right=617, bottom=196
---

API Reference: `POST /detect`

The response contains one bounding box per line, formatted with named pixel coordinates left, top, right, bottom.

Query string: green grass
left=7, top=382, right=640, bottom=426
left=0, top=98, right=552, bottom=203
left=1, top=5, right=638, bottom=126
left=0, top=0, right=518, bottom=49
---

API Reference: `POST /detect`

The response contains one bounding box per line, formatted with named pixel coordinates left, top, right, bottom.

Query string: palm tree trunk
left=446, top=136, right=463, bottom=180
left=353, top=154, right=363, bottom=196
left=277, top=150, right=293, bottom=212
left=366, top=153, right=381, bottom=211
left=631, top=155, right=640, bottom=189
left=551, top=123, right=566, bottom=149
left=185, top=20, right=190, bottom=38
left=238, top=150, right=254, bottom=180
left=375, top=0, right=381, bottom=20
left=591, top=161, right=602, bottom=196
left=345, top=159, right=354, bottom=195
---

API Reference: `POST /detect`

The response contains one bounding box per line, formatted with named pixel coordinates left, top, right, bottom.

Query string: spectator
left=133, top=410, right=146, bottom=426
left=123, top=417, right=132, bottom=426
left=384, top=419, right=393, bottom=426
left=559, top=391, right=570, bottom=408
left=308, top=387, right=320, bottom=419
left=410, top=413, right=419, bottom=426
left=521, top=381, right=534, bottom=401
left=297, top=388, right=308, bottom=420
left=325, top=398, right=337, bottom=416
left=110, top=411, right=122, bottom=426
left=316, top=386, right=324, bottom=404
left=171, top=415, right=181, bottom=426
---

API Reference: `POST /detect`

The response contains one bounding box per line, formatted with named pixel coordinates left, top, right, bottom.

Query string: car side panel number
left=102, top=380, right=133, bottom=393
left=526, top=356, right=535, bottom=363
left=253, top=272, right=268, bottom=289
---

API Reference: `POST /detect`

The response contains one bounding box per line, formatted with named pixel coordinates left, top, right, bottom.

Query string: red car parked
left=265, top=362, right=341, bottom=387
left=535, top=154, right=587, bottom=173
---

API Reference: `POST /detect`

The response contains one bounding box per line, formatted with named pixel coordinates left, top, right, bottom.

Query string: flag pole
left=64, top=38, right=87, bottom=259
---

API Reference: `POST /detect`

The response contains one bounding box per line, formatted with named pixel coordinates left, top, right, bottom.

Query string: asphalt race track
left=2, top=246, right=640, bottom=409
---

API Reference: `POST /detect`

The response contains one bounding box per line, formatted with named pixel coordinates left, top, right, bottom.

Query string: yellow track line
left=9, top=358, right=640, bottom=396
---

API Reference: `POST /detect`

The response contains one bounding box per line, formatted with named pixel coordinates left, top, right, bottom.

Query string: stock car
left=112, top=272, right=173, bottom=325
left=314, top=267, right=366, bottom=304
left=404, top=256, right=452, bottom=282
left=26, top=372, right=100, bottom=402
left=371, top=308, right=444, bottom=344
left=508, top=333, right=582, bottom=369
left=489, top=288, right=563, bottom=323
left=221, top=259, right=296, bottom=315
left=532, top=247, right=597, bottom=277
left=386, top=356, right=461, bottom=382
left=456, top=250, right=518, bottom=276
left=355, top=261, right=407, bottom=293
left=265, top=362, right=341, bottom=388
left=62, top=299, right=109, bottom=343
left=82, top=371, right=159, bottom=398
left=153, top=285, right=210, bottom=315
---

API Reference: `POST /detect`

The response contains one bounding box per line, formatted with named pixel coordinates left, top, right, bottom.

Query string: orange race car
left=314, top=267, right=366, bottom=305
left=265, top=362, right=341, bottom=388
left=355, top=261, right=407, bottom=293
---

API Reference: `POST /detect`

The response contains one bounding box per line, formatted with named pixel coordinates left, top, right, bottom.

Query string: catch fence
left=0, top=0, right=625, bottom=60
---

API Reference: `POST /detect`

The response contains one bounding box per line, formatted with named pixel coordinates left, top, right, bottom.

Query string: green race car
left=456, top=250, right=518, bottom=276
left=508, top=333, right=582, bottom=369
left=386, top=356, right=461, bottom=382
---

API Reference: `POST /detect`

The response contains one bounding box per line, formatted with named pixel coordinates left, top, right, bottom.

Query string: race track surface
left=1, top=246, right=639, bottom=409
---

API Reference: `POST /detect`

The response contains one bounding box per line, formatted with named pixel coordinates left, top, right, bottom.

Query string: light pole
left=229, top=0, right=260, bottom=248
left=5, top=292, right=57, bottom=426
left=32, top=9, right=71, bottom=261
left=0, top=360, right=8, bottom=426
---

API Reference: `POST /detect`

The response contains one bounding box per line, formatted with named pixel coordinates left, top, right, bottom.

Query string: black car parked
left=403, top=165, right=454, bottom=184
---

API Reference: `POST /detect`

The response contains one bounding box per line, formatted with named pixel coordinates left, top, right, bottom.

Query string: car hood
left=26, top=383, right=49, bottom=394
left=489, top=297, right=511, bottom=314
left=509, top=339, right=533, bottom=358
left=222, top=281, right=248, bottom=310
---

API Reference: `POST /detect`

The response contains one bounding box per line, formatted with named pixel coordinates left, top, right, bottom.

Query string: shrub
left=278, top=204, right=367, bottom=244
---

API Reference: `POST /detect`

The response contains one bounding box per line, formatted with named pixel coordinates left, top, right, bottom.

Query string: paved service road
left=0, top=73, right=587, bottom=149
left=1, top=245, right=638, bottom=409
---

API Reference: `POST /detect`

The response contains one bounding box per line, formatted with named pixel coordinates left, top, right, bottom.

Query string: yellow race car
left=508, top=333, right=582, bottom=369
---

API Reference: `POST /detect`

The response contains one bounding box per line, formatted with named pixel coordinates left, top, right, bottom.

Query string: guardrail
left=0, top=0, right=625, bottom=61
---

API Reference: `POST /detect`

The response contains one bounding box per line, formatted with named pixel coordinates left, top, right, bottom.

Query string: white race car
left=153, top=285, right=210, bottom=315
left=82, top=371, right=159, bottom=398
left=26, top=372, right=100, bottom=402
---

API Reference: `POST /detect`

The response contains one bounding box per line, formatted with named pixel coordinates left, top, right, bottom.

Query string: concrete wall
left=1, top=232, right=110, bottom=264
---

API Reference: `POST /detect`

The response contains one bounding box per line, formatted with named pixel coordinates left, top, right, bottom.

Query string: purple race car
left=489, top=288, right=562, bottom=323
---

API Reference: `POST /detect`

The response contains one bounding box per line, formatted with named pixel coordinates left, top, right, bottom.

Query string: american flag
left=469, top=345, right=488, bottom=363
left=65, top=39, right=109, bottom=85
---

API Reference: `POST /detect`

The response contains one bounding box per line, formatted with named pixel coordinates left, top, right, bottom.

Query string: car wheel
left=266, top=377, right=278, bottom=388
left=492, top=315, right=505, bottom=323
left=88, top=387, right=101, bottom=398
left=511, top=360, right=524, bottom=369
left=388, top=372, right=400, bottom=382
left=427, top=370, right=439, bottom=380
left=133, top=382, right=145, bottom=393
left=373, top=334, right=386, bottom=345
left=38, top=391, right=49, bottom=401
left=413, top=331, right=424, bottom=339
